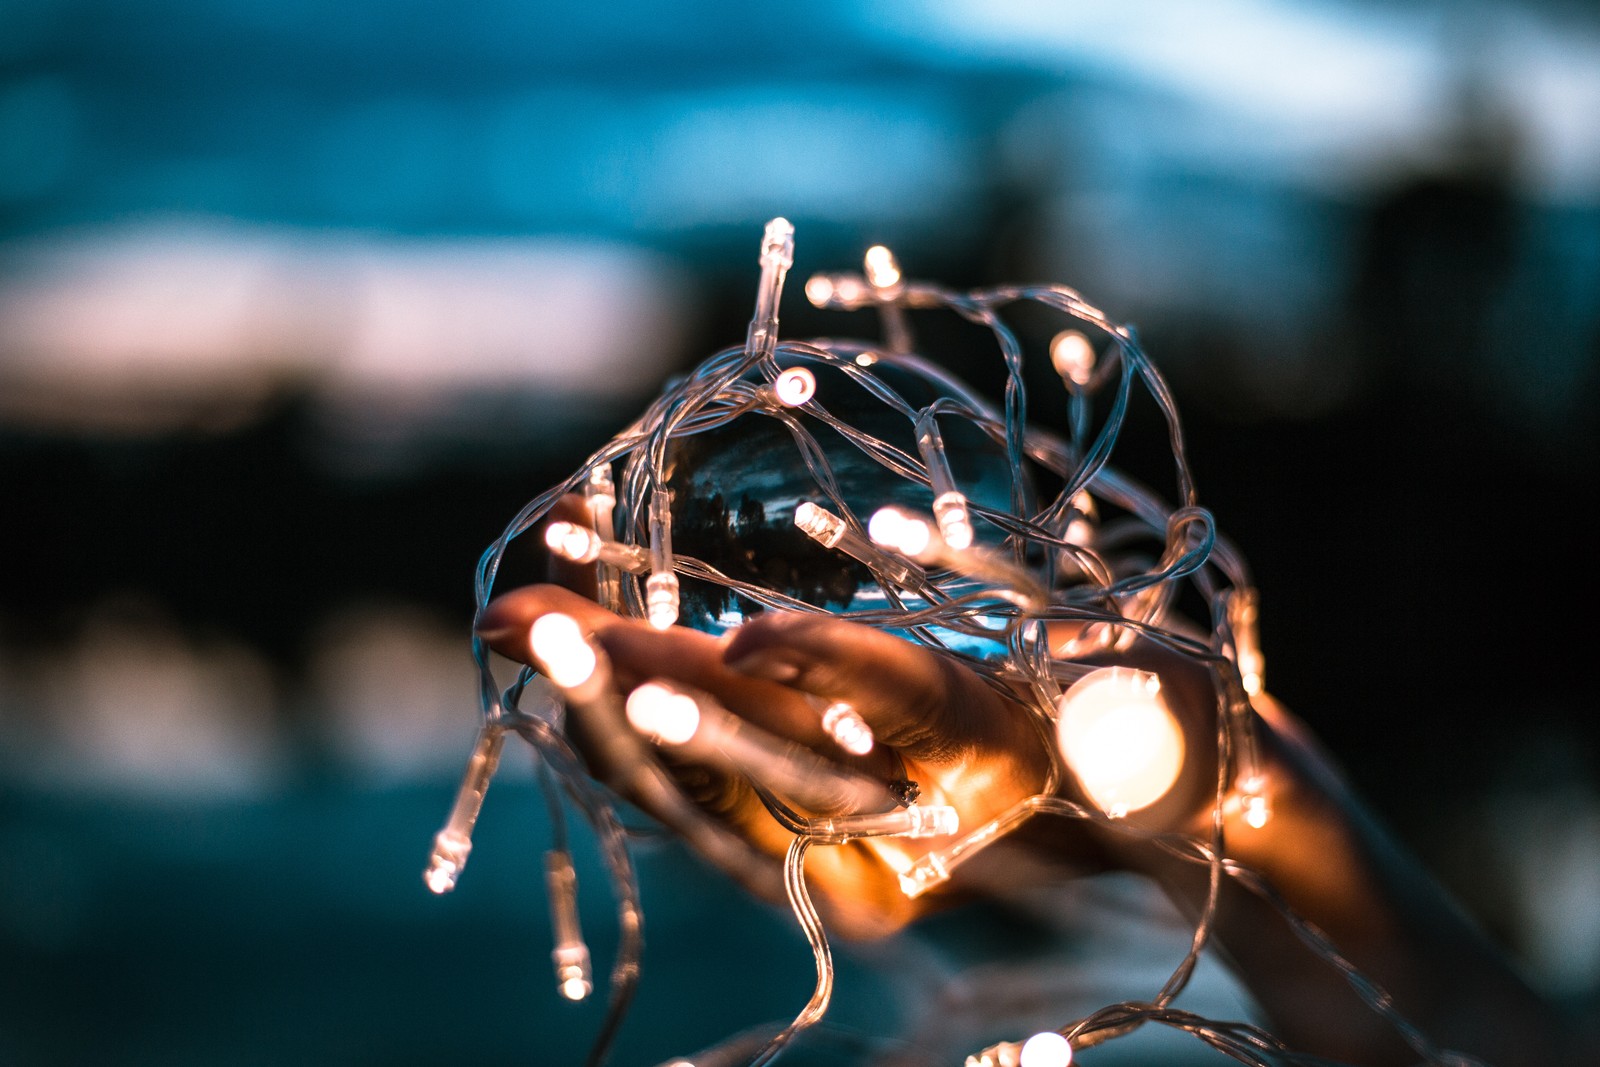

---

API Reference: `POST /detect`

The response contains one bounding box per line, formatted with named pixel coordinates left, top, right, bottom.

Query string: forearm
left=1132, top=702, right=1577, bottom=1065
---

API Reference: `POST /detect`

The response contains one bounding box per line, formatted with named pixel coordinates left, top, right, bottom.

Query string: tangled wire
left=429, top=219, right=1484, bottom=1067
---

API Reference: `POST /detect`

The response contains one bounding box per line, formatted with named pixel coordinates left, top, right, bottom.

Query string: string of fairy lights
left=424, top=220, right=1487, bottom=1067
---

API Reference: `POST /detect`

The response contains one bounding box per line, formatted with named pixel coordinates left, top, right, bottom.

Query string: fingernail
left=726, top=652, right=802, bottom=684
left=473, top=618, right=516, bottom=644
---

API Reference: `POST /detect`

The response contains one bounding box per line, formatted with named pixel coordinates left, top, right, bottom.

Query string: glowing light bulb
left=932, top=492, right=973, bottom=551
left=773, top=366, right=817, bottom=406
left=1056, top=667, right=1185, bottom=818
left=804, top=275, right=834, bottom=306
left=1244, top=794, right=1271, bottom=828
left=586, top=463, right=615, bottom=506
left=761, top=217, right=794, bottom=269
left=1227, top=588, right=1265, bottom=696
left=544, top=521, right=650, bottom=574
left=863, top=244, right=901, bottom=289
left=861, top=244, right=914, bottom=350
left=869, top=506, right=935, bottom=560
left=425, top=829, right=470, bottom=895
left=646, top=573, right=680, bottom=630
left=1065, top=490, right=1096, bottom=547
left=869, top=504, right=1044, bottom=608
left=626, top=681, right=701, bottom=745
left=546, top=520, right=602, bottom=564
left=1237, top=773, right=1272, bottom=828
left=804, top=273, right=869, bottom=308
left=1020, top=1031, right=1072, bottom=1067
left=1050, top=330, right=1095, bottom=387
left=530, top=613, right=598, bottom=690
left=821, top=701, right=874, bottom=755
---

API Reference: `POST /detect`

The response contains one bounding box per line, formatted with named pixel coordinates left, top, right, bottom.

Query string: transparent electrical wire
left=426, top=219, right=1483, bottom=1067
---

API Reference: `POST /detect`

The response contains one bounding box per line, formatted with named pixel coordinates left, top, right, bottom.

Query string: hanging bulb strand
left=915, top=408, right=975, bottom=551
left=546, top=850, right=594, bottom=1002
left=423, top=724, right=505, bottom=894
left=646, top=489, right=680, bottom=630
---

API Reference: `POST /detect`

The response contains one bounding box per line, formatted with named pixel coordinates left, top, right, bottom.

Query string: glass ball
left=662, top=353, right=1028, bottom=643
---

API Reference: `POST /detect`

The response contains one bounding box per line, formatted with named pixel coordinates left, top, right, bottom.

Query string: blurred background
left=2, top=0, right=1598, bottom=1063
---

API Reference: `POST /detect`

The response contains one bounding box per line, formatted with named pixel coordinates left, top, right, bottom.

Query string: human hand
left=479, top=606, right=1227, bottom=942
left=478, top=579, right=1067, bottom=935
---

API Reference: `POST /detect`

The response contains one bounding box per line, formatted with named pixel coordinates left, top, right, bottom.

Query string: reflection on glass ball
left=663, top=354, right=1028, bottom=641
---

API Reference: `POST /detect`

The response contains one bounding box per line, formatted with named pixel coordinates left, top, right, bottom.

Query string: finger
left=540, top=676, right=790, bottom=906
left=477, top=585, right=818, bottom=742
left=475, top=583, right=616, bottom=660
left=479, top=589, right=790, bottom=880
left=476, top=587, right=934, bottom=934
left=597, top=620, right=912, bottom=786
left=478, top=585, right=712, bottom=800
left=722, top=611, right=1038, bottom=766
left=477, top=585, right=899, bottom=777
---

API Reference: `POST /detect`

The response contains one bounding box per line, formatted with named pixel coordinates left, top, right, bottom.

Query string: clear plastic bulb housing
left=806, top=803, right=958, bottom=841
left=423, top=725, right=504, bottom=894
left=546, top=850, right=593, bottom=1002
left=794, top=501, right=847, bottom=548
left=546, top=520, right=602, bottom=564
